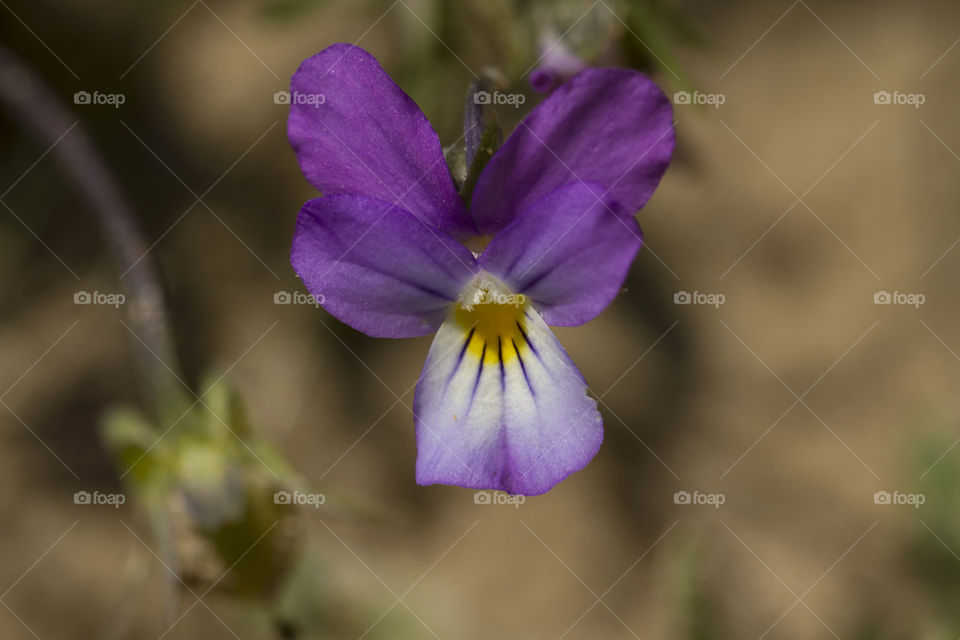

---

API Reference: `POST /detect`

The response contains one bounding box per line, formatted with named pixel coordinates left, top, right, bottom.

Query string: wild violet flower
left=529, top=35, right=588, bottom=93
left=288, top=44, right=674, bottom=495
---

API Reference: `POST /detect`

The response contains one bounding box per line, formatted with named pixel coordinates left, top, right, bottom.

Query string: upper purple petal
left=470, top=68, right=674, bottom=235
left=479, top=181, right=642, bottom=327
left=288, top=44, right=477, bottom=240
left=291, top=194, right=478, bottom=338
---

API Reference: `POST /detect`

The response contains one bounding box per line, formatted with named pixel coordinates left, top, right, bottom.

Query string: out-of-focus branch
left=0, top=43, right=180, bottom=414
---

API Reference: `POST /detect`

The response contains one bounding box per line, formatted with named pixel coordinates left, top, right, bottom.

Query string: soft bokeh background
left=2, top=0, right=960, bottom=638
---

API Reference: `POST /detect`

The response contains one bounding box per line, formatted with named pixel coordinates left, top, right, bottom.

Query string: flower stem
left=0, top=43, right=181, bottom=418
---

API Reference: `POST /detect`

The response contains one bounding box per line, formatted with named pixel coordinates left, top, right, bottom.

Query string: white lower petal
left=413, top=303, right=602, bottom=495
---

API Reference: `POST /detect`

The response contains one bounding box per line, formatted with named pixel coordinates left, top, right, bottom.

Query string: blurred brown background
left=2, top=0, right=960, bottom=638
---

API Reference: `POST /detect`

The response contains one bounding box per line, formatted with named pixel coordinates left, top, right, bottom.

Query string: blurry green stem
left=0, top=43, right=181, bottom=418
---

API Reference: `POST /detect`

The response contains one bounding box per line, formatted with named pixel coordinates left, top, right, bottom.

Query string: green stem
left=0, top=43, right=181, bottom=419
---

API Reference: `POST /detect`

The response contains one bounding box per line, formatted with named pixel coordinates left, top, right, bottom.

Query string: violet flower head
left=529, top=36, right=589, bottom=93
left=288, top=44, right=674, bottom=495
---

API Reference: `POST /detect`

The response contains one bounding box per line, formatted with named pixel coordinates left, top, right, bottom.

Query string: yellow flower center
left=454, top=274, right=529, bottom=365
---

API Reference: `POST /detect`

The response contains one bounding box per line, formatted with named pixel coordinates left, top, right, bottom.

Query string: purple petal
left=288, top=44, right=476, bottom=240
left=478, top=182, right=642, bottom=327
left=414, top=305, right=602, bottom=496
left=291, top=195, right=478, bottom=338
left=471, top=68, right=674, bottom=234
